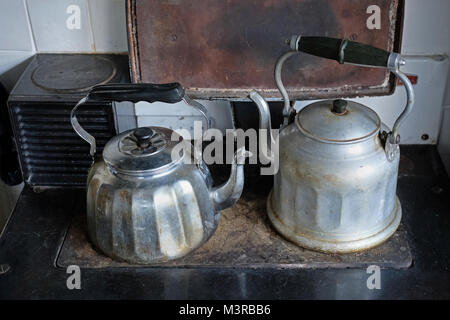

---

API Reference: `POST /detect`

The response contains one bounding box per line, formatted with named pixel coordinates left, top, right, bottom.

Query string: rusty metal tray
left=126, top=0, right=403, bottom=100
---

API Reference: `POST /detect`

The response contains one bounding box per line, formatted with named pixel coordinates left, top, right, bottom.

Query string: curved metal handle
left=70, top=84, right=213, bottom=159
left=387, top=54, right=415, bottom=139
left=70, top=97, right=97, bottom=158
left=276, top=36, right=415, bottom=141
left=274, top=51, right=298, bottom=122
left=182, top=95, right=212, bottom=130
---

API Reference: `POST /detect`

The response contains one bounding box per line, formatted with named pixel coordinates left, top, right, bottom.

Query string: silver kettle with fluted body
left=250, top=36, right=414, bottom=253
left=71, top=83, right=245, bottom=264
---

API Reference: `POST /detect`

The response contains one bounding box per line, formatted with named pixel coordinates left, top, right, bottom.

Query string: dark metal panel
left=8, top=101, right=115, bottom=186
left=127, top=0, right=403, bottom=100
left=7, top=54, right=131, bottom=187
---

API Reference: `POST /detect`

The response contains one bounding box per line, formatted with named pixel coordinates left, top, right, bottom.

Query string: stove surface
left=10, top=54, right=130, bottom=99
left=0, top=146, right=449, bottom=299
left=57, top=194, right=412, bottom=269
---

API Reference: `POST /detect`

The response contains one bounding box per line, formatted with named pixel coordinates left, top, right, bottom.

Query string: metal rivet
left=421, top=134, right=429, bottom=141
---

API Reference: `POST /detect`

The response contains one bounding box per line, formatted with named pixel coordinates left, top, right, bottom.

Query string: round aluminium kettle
left=71, top=83, right=245, bottom=263
left=249, top=36, right=414, bottom=253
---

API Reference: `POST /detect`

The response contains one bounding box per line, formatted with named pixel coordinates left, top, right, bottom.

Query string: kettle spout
left=249, top=90, right=276, bottom=163
left=211, top=148, right=246, bottom=211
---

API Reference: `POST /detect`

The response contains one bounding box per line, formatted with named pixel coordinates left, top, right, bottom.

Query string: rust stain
left=127, top=0, right=402, bottom=99
left=323, top=174, right=340, bottom=186
left=119, top=189, right=132, bottom=207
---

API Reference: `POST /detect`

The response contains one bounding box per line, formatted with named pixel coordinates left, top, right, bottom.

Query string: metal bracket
left=385, top=132, right=400, bottom=162
left=383, top=53, right=414, bottom=159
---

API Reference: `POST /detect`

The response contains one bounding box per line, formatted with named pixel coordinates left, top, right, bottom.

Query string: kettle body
left=86, top=135, right=219, bottom=263
left=71, top=83, right=245, bottom=263
left=250, top=36, right=414, bottom=253
left=268, top=102, right=401, bottom=252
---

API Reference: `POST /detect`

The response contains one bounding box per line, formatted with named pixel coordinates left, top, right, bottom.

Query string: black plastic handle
left=86, top=83, right=185, bottom=104
left=297, top=36, right=390, bottom=67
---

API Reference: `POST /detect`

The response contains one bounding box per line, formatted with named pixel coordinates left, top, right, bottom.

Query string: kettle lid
left=103, top=126, right=183, bottom=174
left=297, top=99, right=380, bottom=143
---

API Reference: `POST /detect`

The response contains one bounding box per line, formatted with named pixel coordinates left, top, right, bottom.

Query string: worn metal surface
left=127, top=0, right=402, bottom=100
left=80, top=126, right=245, bottom=264
left=250, top=90, right=402, bottom=253
left=31, top=55, right=117, bottom=93
left=7, top=54, right=130, bottom=187
left=245, top=51, right=413, bottom=253
left=57, top=186, right=411, bottom=269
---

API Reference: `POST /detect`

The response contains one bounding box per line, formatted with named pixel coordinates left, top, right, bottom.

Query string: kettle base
left=267, top=191, right=402, bottom=254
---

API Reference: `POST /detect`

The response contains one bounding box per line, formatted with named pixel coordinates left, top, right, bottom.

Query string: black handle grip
left=86, top=83, right=185, bottom=103
left=297, top=36, right=390, bottom=67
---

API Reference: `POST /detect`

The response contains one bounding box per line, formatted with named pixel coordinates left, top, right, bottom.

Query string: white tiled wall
left=399, top=0, right=450, bottom=174
left=88, top=0, right=128, bottom=52
left=0, top=1, right=34, bottom=51
left=0, top=0, right=128, bottom=90
left=27, top=0, right=94, bottom=52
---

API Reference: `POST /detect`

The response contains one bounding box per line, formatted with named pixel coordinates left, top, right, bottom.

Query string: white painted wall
left=395, top=0, right=450, bottom=173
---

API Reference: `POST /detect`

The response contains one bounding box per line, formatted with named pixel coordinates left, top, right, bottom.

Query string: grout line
left=0, top=49, right=35, bottom=54
left=85, top=0, right=96, bottom=52
left=23, top=0, right=37, bottom=53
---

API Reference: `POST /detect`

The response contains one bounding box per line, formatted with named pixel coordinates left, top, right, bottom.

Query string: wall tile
left=88, top=0, right=128, bottom=52
left=27, top=0, right=93, bottom=52
left=401, top=0, right=450, bottom=55
left=135, top=100, right=234, bottom=135
left=0, top=51, right=34, bottom=92
left=0, top=0, right=33, bottom=51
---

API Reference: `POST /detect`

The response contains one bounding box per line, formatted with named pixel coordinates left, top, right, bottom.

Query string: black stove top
left=10, top=54, right=130, bottom=100
left=7, top=54, right=131, bottom=187
left=0, top=146, right=449, bottom=299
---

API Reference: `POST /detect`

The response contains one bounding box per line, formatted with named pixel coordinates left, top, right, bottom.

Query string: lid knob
left=133, top=127, right=154, bottom=147
left=332, top=99, right=347, bottom=114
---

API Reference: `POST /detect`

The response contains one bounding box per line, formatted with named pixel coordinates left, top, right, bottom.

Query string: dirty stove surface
left=58, top=196, right=411, bottom=269
left=0, top=146, right=449, bottom=299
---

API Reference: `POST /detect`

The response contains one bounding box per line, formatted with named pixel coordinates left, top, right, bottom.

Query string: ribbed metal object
left=87, top=156, right=219, bottom=263
left=77, top=124, right=245, bottom=264
left=248, top=36, right=415, bottom=253
left=9, top=103, right=115, bottom=186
